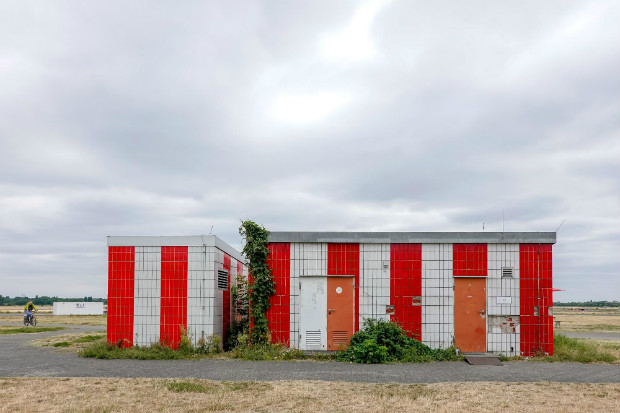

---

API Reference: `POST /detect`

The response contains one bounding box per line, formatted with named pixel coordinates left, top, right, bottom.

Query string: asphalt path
left=1, top=325, right=619, bottom=383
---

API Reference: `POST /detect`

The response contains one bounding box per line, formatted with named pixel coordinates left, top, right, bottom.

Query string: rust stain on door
left=454, top=278, right=486, bottom=352
left=327, top=277, right=354, bottom=351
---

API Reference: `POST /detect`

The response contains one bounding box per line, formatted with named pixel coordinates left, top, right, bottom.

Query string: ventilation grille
left=305, top=331, right=322, bottom=347
left=217, top=269, right=229, bottom=290
left=501, top=267, right=514, bottom=278
left=332, top=331, right=349, bottom=347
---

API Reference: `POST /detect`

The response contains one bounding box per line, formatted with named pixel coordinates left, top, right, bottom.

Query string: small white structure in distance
left=53, top=302, right=104, bottom=315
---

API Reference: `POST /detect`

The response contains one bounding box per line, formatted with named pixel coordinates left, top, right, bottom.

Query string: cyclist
left=24, top=301, right=37, bottom=324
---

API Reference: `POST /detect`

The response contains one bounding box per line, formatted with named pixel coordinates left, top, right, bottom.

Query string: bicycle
left=23, top=310, right=37, bottom=327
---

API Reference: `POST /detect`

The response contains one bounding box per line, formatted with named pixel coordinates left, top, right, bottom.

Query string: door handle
left=478, top=310, right=485, bottom=316
left=329, top=309, right=336, bottom=314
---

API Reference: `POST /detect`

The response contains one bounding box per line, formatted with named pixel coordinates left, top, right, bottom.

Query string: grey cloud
left=0, top=0, right=618, bottom=300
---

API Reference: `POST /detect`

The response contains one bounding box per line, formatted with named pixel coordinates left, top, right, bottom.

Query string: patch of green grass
left=72, top=334, right=105, bottom=343
left=166, top=381, right=210, bottom=393
left=0, top=327, right=65, bottom=335
left=535, top=334, right=618, bottom=363
left=80, top=341, right=188, bottom=360
left=52, top=335, right=106, bottom=348
left=165, top=380, right=273, bottom=394
left=80, top=330, right=223, bottom=360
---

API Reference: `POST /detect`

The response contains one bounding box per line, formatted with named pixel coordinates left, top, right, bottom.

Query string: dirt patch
left=0, top=378, right=618, bottom=413
left=31, top=332, right=106, bottom=350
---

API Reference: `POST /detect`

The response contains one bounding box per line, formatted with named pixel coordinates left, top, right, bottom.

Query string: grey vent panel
left=217, top=269, right=229, bottom=290
left=501, top=267, right=514, bottom=278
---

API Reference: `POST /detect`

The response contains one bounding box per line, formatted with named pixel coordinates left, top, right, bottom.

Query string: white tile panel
left=359, top=243, right=390, bottom=327
left=486, top=243, right=520, bottom=356
left=422, top=244, right=454, bottom=349
left=133, top=247, right=161, bottom=346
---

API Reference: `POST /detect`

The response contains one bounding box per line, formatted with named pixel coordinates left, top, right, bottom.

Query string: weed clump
left=230, top=333, right=305, bottom=361
left=337, top=319, right=460, bottom=364
left=536, top=334, right=618, bottom=364
left=80, top=328, right=223, bottom=360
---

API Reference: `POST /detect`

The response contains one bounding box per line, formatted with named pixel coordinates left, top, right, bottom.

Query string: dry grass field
left=554, top=307, right=620, bottom=332
left=0, top=305, right=53, bottom=314
left=0, top=378, right=618, bottom=413
left=0, top=313, right=107, bottom=326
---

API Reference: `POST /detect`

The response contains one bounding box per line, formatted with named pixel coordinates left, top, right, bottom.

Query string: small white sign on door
left=496, top=296, right=512, bottom=305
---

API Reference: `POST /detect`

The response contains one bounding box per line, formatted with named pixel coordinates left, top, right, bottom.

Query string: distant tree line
left=554, top=300, right=619, bottom=307
left=0, top=295, right=107, bottom=306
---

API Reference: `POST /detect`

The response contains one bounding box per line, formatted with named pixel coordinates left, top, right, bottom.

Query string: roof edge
left=107, top=235, right=244, bottom=262
left=268, top=231, right=556, bottom=244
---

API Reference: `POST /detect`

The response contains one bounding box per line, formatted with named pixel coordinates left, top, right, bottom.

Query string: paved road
left=1, top=326, right=619, bottom=383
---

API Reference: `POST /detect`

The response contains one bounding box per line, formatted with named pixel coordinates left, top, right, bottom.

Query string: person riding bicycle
left=24, top=301, right=37, bottom=324
left=24, top=301, right=37, bottom=312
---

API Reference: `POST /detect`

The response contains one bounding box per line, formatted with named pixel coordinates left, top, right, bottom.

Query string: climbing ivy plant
left=239, top=220, right=274, bottom=345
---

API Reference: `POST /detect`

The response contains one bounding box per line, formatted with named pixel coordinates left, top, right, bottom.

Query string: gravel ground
left=1, top=325, right=619, bottom=383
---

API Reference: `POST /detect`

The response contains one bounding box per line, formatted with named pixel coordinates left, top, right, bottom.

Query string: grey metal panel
left=107, top=235, right=244, bottom=262
left=269, top=232, right=556, bottom=244
left=213, top=237, right=245, bottom=263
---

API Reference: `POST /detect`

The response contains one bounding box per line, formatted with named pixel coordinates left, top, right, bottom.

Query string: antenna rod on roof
left=209, top=226, right=213, bottom=235
left=503, top=209, right=505, bottom=232
left=555, top=219, right=566, bottom=232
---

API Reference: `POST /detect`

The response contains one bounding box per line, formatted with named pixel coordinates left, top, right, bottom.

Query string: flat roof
left=107, top=235, right=244, bottom=262
left=268, top=232, right=556, bottom=244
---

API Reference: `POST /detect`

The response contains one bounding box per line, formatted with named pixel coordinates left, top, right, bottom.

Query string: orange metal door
left=327, top=276, right=354, bottom=350
left=454, top=278, right=486, bottom=352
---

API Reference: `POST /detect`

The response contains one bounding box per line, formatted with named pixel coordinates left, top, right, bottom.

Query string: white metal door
left=299, top=276, right=327, bottom=350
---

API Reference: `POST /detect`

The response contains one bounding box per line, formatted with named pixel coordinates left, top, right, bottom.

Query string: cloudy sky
left=1, top=1, right=618, bottom=301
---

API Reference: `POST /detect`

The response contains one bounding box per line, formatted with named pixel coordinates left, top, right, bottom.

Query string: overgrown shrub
left=239, top=220, right=275, bottom=345
left=338, top=319, right=459, bottom=364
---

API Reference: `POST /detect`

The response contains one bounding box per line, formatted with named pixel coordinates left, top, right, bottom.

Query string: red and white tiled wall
left=265, top=242, right=553, bottom=356
left=107, top=244, right=245, bottom=349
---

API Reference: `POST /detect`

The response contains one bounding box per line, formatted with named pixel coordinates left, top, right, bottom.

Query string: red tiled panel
left=222, top=254, right=232, bottom=345
left=107, top=246, right=135, bottom=348
left=328, top=243, right=360, bottom=331
left=160, top=246, right=188, bottom=349
left=520, top=244, right=554, bottom=356
left=453, top=244, right=487, bottom=277
left=390, top=244, right=422, bottom=340
left=266, top=243, right=290, bottom=345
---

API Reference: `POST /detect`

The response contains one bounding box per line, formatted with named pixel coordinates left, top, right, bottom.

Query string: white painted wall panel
left=290, top=243, right=326, bottom=348
left=53, top=302, right=104, bottom=316
left=299, top=276, right=327, bottom=350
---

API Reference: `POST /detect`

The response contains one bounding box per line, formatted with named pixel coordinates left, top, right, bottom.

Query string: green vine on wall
left=239, top=220, right=275, bottom=345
